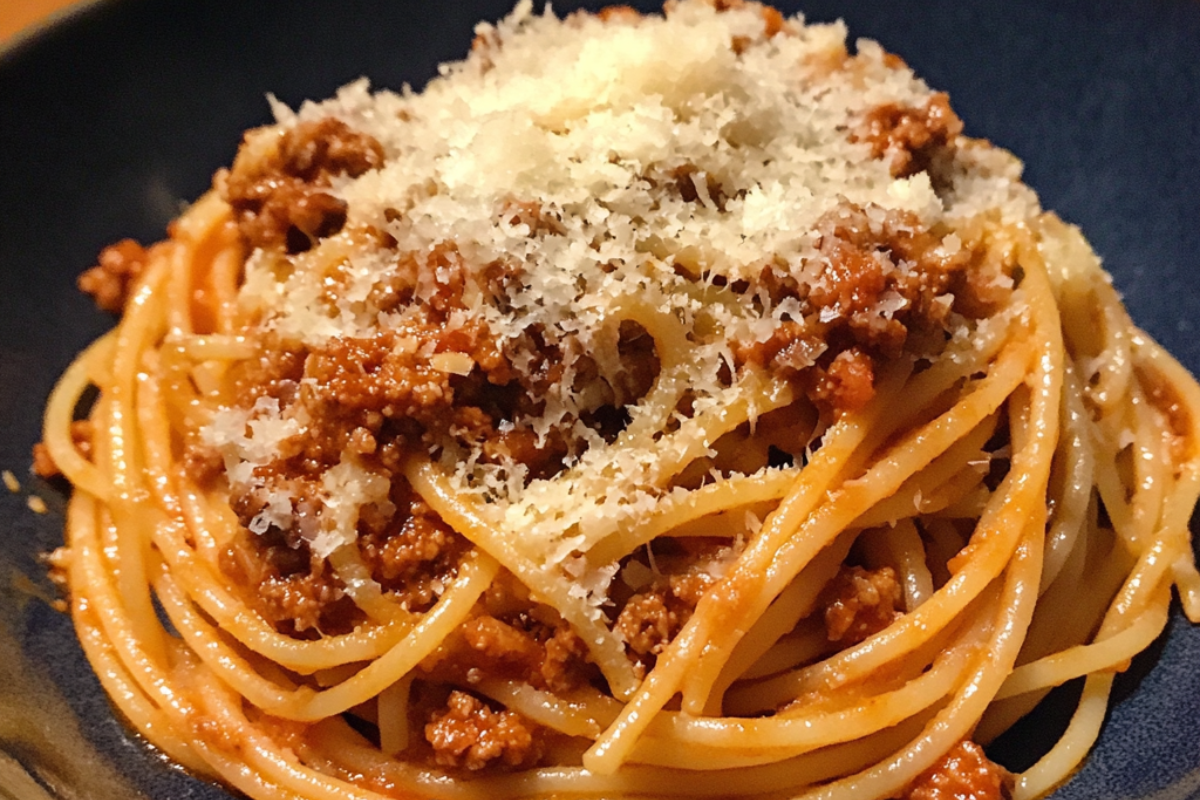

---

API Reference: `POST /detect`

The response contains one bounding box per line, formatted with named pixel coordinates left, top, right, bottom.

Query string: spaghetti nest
left=43, top=3, right=1200, bottom=800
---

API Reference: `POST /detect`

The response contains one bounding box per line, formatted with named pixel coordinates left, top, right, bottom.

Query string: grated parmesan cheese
left=206, top=0, right=1043, bottom=613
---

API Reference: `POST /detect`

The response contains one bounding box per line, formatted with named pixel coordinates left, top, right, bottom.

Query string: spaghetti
left=43, top=3, right=1200, bottom=800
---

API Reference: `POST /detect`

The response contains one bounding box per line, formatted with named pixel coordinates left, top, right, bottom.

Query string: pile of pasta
left=43, top=3, right=1200, bottom=800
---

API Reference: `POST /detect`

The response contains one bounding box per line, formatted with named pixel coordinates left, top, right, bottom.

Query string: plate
left=1, top=1, right=1198, bottom=798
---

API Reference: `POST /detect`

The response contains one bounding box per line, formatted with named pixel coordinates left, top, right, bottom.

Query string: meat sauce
left=67, top=55, right=1019, bottom=779
left=855, top=93, right=963, bottom=180
left=904, top=740, right=1012, bottom=800
left=820, top=565, right=903, bottom=645
left=732, top=202, right=1014, bottom=416
left=31, top=420, right=93, bottom=479
left=77, top=239, right=151, bottom=313
left=224, top=117, right=384, bottom=253
left=425, top=690, right=544, bottom=771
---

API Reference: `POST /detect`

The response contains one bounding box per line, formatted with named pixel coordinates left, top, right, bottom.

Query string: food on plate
left=41, top=2, right=1200, bottom=799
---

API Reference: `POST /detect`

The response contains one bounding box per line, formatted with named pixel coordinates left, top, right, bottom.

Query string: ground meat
left=31, top=420, right=94, bottom=479
left=300, top=246, right=513, bottom=422
left=615, top=569, right=717, bottom=674
left=223, top=321, right=502, bottom=496
left=221, top=470, right=364, bottom=636
left=670, top=402, right=816, bottom=487
left=809, top=348, right=876, bottom=414
left=733, top=201, right=983, bottom=416
left=469, top=318, right=660, bottom=456
left=178, top=339, right=307, bottom=489
left=257, top=570, right=354, bottom=636
left=424, top=690, right=543, bottom=771
left=719, top=1, right=787, bottom=53
left=461, top=615, right=544, bottom=671
left=855, top=93, right=963, bottom=179
left=198, top=225, right=663, bottom=522
left=77, top=239, right=150, bottom=313
left=616, top=590, right=679, bottom=660
left=223, top=117, right=384, bottom=252
left=904, top=740, right=1012, bottom=800
left=809, top=203, right=967, bottom=354
left=420, top=571, right=595, bottom=694
left=737, top=322, right=821, bottom=379
left=191, top=245, right=661, bottom=640
left=309, top=330, right=455, bottom=420
left=220, top=526, right=361, bottom=636
left=30, top=443, right=58, bottom=479
left=220, top=460, right=471, bottom=628
left=406, top=243, right=473, bottom=317
left=597, top=5, right=641, bottom=23
left=277, top=117, right=384, bottom=183
left=820, top=565, right=903, bottom=645
left=358, top=489, right=470, bottom=610
left=360, top=497, right=465, bottom=602
left=228, top=335, right=309, bottom=408
left=759, top=4, right=785, bottom=36
left=540, top=625, right=593, bottom=693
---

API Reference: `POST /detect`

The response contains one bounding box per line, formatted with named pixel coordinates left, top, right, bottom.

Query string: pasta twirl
left=44, top=3, right=1200, bottom=800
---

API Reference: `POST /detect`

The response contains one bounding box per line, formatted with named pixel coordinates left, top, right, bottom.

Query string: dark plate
left=2, top=1, right=1199, bottom=798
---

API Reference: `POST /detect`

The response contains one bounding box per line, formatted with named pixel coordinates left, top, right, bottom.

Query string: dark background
left=1, top=1, right=1198, bottom=798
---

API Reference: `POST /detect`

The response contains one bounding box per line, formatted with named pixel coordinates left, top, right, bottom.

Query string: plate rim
left=0, top=0, right=119, bottom=66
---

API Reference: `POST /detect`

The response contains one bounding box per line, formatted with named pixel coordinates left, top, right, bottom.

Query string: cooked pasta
left=43, top=3, right=1200, bottom=800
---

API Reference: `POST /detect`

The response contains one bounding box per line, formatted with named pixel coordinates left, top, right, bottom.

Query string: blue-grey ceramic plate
left=1, top=1, right=1198, bottom=798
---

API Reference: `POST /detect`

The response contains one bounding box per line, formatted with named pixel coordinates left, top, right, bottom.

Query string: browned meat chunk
left=425, top=690, right=543, bottom=771
left=615, top=572, right=716, bottom=675
left=904, top=740, right=1012, bottom=800
left=77, top=239, right=149, bottom=312
left=821, top=565, right=903, bottom=644
left=223, top=117, right=384, bottom=252
left=855, top=93, right=963, bottom=178
left=31, top=420, right=94, bottom=479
